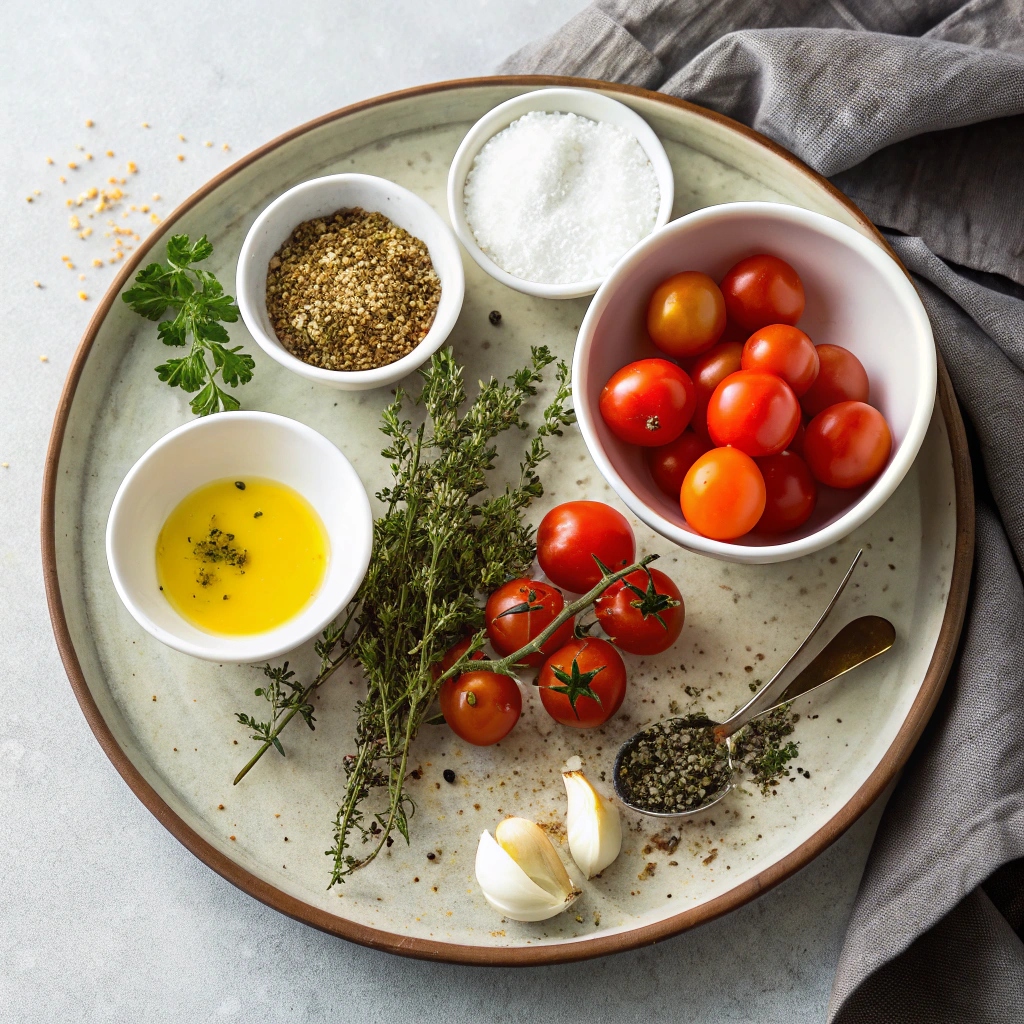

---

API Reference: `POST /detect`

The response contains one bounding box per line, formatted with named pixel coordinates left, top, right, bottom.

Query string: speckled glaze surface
left=45, top=80, right=969, bottom=963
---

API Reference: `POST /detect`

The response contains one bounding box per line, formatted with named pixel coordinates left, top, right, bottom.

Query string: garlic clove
left=563, top=766, right=622, bottom=879
left=494, top=817, right=577, bottom=901
left=475, top=819, right=581, bottom=922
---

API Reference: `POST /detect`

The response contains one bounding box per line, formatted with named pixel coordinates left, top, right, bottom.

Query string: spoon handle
left=756, top=615, right=895, bottom=717
left=714, top=549, right=861, bottom=741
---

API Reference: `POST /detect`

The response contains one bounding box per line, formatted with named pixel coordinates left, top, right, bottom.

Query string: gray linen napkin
left=502, top=3, right=1024, bottom=1020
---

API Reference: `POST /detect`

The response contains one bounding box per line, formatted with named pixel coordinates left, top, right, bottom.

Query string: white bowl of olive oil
left=106, top=412, right=372, bottom=663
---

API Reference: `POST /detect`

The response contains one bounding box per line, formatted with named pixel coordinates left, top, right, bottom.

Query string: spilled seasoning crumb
left=265, top=207, right=441, bottom=372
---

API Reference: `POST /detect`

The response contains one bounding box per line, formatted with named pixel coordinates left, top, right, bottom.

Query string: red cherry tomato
left=537, top=501, right=635, bottom=593
left=741, top=324, right=819, bottom=397
left=706, top=370, right=801, bottom=457
left=440, top=671, right=521, bottom=746
left=681, top=447, right=766, bottom=540
left=537, top=638, right=627, bottom=729
left=721, top=254, right=805, bottom=332
left=646, top=271, right=726, bottom=358
left=800, top=344, right=870, bottom=418
left=645, top=430, right=712, bottom=499
left=595, top=567, right=684, bottom=655
left=432, top=636, right=485, bottom=680
left=788, top=418, right=807, bottom=457
left=485, top=579, right=575, bottom=668
left=803, top=401, right=892, bottom=489
left=755, top=451, right=818, bottom=534
left=599, top=358, right=696, bottom=447
left=689, top=341, right=743, bottom=442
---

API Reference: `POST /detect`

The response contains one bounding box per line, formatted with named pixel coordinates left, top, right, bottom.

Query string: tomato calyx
left=546, top=656, right=605, bottom=718
left=620, top=569, right=681, bottom=631
left=494, top=590, right=546, bottom=619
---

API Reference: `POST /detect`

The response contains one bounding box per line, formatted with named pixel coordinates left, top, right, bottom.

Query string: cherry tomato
left=755, top=451, right=817, bottom=534
left=645, top=430, right=712, bottom=499
left=537, top=501, right=635, bottom=593
left=721, top=254, right=805, bottom=332
left=788, top=418, right=807, bottom=457
left=537, top=638, right=627, bottom=728
left=599, top=359, right=696, bottom=447
left=800, top=344, right=869, bottom=418
left=689, top=341, right=743, bottom=442
left=706, top=370, right=801, bottom=457
left=595, top=567, right=684, bottom=655
left=646, top=271, right=726, bottom=358
left=804, top=401, right=892, bottom=489
left=432, top=636, right=485, bottom=680
left=741, top=324, right=819, bottom=396
left=681, top=447, right=766, bottom=541
left=485, top=579, right=575, bottom=667
left=440, top=670, right=521, bottom=746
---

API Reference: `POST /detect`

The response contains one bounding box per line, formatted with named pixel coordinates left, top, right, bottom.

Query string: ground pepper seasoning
left=265, top=208, right=441, bottom=371
left=617, top=707, right=800, bottom=814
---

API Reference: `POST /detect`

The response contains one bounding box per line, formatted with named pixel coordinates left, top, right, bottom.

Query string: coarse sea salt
left=463, top=111, right=660, bottom=286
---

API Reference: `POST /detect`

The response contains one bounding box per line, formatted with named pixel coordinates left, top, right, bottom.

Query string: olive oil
left=156, top=477, right=328, bottom=635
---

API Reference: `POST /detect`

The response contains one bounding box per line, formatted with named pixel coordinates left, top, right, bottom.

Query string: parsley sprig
left=122, top=234, right=255, bottom=415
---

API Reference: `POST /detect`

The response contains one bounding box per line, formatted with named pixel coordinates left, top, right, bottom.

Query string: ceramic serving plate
left=43, top=77, right=973, bottom=965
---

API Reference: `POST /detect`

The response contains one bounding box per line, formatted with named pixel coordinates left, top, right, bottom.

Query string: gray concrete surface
left=0, top=2, right=882, bottom=1020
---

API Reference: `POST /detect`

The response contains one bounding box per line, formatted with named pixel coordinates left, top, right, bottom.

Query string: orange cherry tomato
left=599, top=358, right=696, bottom=447
left=646, top=271, right=727, bottom=358
left=440, top=670, right=522, bottom=746
left=485, top=579, right=575, bottom=667
left=706, top=370, right=801, bottom=457
left=681, top=447, right=766, bottom=540
left=721, top=254, right=805, bottom=332
left=537, top=638, right=627, bottom=728
left=804, top=401, right=892, bottom=489
left=689, top=341, right=743, bottom=442
left=645, top=430, right=712, bottom=499
left=755, top=451, right=817, bottom=534
left=800, top=344, right=870, bottom=418
left=741, top=324, right=820, bottom=397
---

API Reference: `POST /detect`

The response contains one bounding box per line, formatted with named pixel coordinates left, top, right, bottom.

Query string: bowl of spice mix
left=447, top=88, right=674, bottom=300
left=237, top=173, right=465, bottom=390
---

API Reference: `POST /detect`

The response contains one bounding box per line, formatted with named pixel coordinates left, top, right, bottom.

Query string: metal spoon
left=613, top=552, right=896, bottom=819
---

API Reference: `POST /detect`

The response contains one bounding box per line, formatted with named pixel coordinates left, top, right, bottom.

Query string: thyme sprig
left=327, top=346, right=575, bottom=884
left=233, top=611, right=357, bottom=778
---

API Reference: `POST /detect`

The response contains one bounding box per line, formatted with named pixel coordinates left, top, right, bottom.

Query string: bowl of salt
left=447, top=88, right=674, bottom=300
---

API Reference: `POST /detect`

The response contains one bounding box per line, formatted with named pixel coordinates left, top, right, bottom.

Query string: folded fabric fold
left=502, top=1, right=1024, bottom=1019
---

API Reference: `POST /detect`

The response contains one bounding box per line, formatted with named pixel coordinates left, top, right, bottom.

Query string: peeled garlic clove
left=563, top=765, right=622, bottom=878
left=475, top=818, right=581, bottom=922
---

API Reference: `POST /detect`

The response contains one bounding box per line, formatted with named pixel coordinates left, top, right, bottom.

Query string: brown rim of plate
left=41, top=75, right=975, bottom=966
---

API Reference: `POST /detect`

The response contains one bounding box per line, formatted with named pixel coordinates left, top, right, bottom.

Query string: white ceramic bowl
left=236, top=174, right=465, bottom=391
left=106, top=412, right=372, bottom=662
left=446, top=88, right=674, bottom=300
left=574, top=202, right=936, bottom=564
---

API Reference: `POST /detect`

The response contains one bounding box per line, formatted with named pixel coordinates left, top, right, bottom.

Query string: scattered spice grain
left=265, top=207, right=441, bottom=372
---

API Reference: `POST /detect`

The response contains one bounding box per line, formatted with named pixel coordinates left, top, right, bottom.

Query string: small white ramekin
left=236, top=174, right=465, bottom=391
left=446, top=88, right=674, bottom=300
left=574, top=202, right=937, bottom=565
left=106, top=412, right=372, bottom=662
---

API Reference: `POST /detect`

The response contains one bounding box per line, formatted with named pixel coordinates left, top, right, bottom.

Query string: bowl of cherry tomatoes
left=573, top=202, right=936, bottom=564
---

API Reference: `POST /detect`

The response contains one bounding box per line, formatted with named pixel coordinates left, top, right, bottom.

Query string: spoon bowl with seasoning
left=236, top=174, right=465, bottom=391
left=613, top=552, right=897, bottom=819
left=106, top=411, right=372, bottom=663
